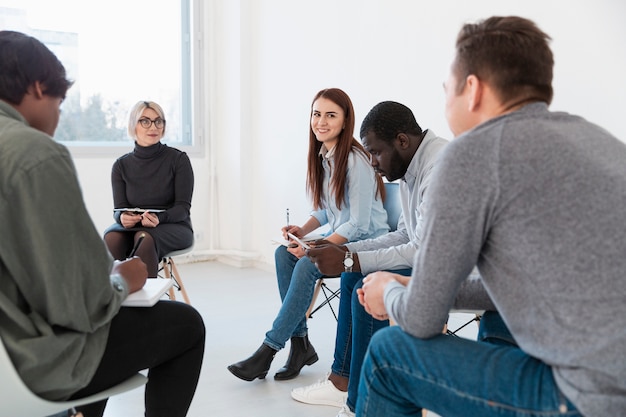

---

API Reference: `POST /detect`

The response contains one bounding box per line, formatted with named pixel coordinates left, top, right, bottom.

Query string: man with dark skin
left=292, top=101, right=448, bottom=417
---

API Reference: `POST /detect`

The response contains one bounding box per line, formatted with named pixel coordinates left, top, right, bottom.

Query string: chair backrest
left=0, top=338, right=147, bottom=417
left=383, top=182, right=401, bottom=232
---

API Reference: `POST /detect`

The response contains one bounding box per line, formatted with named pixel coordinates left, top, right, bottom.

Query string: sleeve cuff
left=110, top=273, right=129, bottom=298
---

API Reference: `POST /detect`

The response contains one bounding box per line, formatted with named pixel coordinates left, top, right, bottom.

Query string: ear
left=396, top=133, right=410, bottom=150
left=28, top=81, right=45, bottom=99
left=465, top=74, right=483, bottom=112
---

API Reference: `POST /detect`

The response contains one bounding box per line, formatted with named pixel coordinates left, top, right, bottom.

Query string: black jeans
left=71, top=301, right=205, bottom=417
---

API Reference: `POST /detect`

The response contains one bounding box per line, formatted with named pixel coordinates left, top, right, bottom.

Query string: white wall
left=74, top=0, right=626, bottom=271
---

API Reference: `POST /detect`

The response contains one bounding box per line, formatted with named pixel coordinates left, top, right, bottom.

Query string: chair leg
left=169, top=257, right=191, bottom=304
left=306, top=279, right=323, bottom=319
left=161, top=258, right=175, bottom=300
left=161, top=257, right=191, bottom=304
left=446, top=314, right=481, bottom=337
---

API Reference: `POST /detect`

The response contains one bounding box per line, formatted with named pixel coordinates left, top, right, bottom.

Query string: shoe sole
left=227, top=365, right=268, bottom=382
left=273, top=353, right=319, bottom=381
left=290, top=385, right=347, bottom=408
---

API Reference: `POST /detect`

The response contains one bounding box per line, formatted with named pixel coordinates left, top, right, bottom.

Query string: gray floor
left=103, top=261, right=478, bottom=417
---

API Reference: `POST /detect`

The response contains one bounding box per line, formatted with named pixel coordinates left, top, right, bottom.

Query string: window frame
left=50, top=0, right=204, bottom=158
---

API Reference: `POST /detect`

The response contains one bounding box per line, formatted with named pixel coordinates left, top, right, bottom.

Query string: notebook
left=122, top=278, right=174, bottom=307
left=271, top=233, right=325, bottom=248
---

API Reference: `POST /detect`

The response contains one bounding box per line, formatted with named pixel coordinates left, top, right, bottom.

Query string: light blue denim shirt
left=310, top=146, right=389, bottom=242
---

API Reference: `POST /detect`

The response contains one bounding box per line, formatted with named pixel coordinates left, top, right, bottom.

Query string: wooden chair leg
left=169, top=257, right=191, bottom=304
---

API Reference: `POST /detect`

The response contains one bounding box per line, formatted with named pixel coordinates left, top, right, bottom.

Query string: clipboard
left=122, top=278, right=174, bottom=307
left=114, top=208, right=166, bottom=213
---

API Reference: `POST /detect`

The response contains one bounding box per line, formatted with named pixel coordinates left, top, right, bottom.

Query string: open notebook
left=122, top=278, right=174, bottom=307
left=271, top=233, right=325, bottom=248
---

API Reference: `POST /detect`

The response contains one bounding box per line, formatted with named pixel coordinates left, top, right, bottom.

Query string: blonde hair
left=127, top=100, right=167, bottom=139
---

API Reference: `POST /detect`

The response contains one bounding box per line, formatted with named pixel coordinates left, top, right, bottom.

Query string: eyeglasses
left=138, top=118, right=165, bottom=129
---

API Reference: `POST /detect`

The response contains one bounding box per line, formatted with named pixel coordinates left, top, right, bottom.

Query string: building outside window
left=0, top=0, right=193, bottom=149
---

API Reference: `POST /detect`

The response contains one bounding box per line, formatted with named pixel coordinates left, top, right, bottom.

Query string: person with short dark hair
left=0, top=30, right=205, bottom=417
left=293, top=101, right=448, bottom=417
left=358, top=16, right=626, bottom=417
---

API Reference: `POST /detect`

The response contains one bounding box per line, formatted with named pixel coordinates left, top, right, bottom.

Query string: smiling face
left=134, top=107, right=165, bottom=147
left=310, top=97, right=345, bottom=150
left=362, top=131, right=408, bottom=182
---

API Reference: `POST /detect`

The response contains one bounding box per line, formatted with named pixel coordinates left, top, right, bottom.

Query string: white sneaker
left=337, top=405, right=355, bottom=417
left=291, top=375, right=348, bottom=408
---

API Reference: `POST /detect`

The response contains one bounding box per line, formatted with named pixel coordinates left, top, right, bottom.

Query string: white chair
left=160, top=243, right=193, bottom=304
left=0, top=338, right=147, bottom=417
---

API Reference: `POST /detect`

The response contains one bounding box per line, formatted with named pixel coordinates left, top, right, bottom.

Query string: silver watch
left=343, top=251, right=354, bottom=272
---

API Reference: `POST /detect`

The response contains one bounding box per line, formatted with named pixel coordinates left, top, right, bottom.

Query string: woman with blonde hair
left=104, top=100, right=194, bottom=277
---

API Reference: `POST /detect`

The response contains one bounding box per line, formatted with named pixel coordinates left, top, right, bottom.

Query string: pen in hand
left=285, top=208, right=292, bottom=239
left=128, top=232, right=146, bottom=258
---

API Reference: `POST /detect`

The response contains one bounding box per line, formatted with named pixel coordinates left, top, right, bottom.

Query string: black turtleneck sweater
left=106, top=141, right=194, bottom=256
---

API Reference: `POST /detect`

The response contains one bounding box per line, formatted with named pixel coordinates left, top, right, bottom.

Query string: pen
left=286, top=208, right=290, bottom=231
left=128, top=232, right=146, bottom=258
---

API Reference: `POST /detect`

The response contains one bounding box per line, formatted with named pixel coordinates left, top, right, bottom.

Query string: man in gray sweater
left=358, top=16, right=626, bottom=417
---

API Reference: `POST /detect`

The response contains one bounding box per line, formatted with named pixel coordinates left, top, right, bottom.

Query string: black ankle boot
left=274, top=335, right=319, bottom=380
left=228, top=344, right=277, bottom=381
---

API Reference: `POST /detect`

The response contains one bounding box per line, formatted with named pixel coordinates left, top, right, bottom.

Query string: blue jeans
left=264, top=245, right=324, bottom=350
left=477, top=310, right=518, bottom=347
left=332, top=269, right=411, bottom=412
left=356, top=319, right=581, bottom=417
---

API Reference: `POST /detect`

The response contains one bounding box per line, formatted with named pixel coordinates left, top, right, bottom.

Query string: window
left=0, top=0, right=194, bottom=152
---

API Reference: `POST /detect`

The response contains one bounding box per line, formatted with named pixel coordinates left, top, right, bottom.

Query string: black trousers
left=71, top=301, right=205, bottom=417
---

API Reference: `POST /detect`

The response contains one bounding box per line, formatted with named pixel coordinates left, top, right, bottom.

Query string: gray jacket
left=347, top=130, right=448, bottom=274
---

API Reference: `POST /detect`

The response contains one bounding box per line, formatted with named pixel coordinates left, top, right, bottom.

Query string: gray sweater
left=346, top=130, right=448, bottom=274
left=385, top=103, right=626, bottom=416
